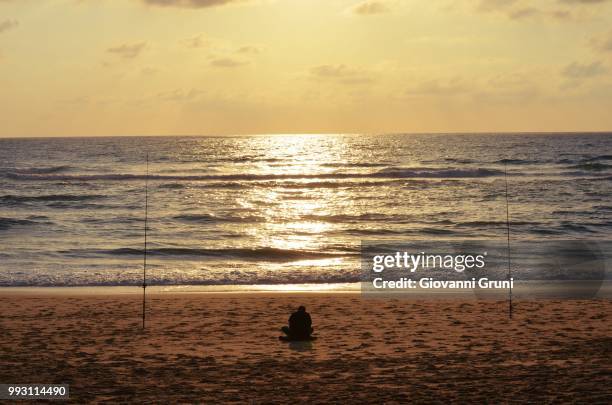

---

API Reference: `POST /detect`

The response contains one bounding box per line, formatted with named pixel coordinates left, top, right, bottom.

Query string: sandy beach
left=1, top=291, right=610, bottom=403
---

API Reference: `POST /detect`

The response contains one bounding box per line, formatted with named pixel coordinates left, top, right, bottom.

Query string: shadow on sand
left=288, top=340, right=314, bottom=352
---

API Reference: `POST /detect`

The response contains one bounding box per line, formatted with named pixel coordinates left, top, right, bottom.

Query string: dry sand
left=0, top=292, right=610, bottom=403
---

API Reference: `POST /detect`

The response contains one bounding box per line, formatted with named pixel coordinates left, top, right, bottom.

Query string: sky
left=1, top=0, right=612, bottom=137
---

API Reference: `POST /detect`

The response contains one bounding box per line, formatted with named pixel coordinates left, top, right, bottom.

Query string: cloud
left=184, top=34, right=210, bottom=48
left=309, top=64, right=373, bottom=84
left=590, top=31, right=612, bottom=52
left=477, top=0, right=518, bottom=12
left=510, top=7, right=575, bottom=19
left=184, top=34, right=259, bottom=66
left=141, top=0, right=243, bottom=8
left=472, top=0, right=578, bottom=20
left=349, top=0, right=391, bottom=15
left=548, top=9, right=573, bottom=19
left=405, top=78, right=468, bottom=96
left=107, top=42, right=147, bottom=59
left=508, top=7, right=541, bottom=19
left=559, top=0, right=611, bottom=4
left=183, top=34, right=260, bottom=56
left=141, top=67, right=159, bottom=76
left=157, top=88, right=204, bottom=102
left=210, top=57, right=249, bottom=67
left=401, top=73, right=541, bottom=104
left=0, top=19, right=18, bottom=34
left=469, top=0, right=612, bottom=21
left=475, top=72, right=540, bottom=103
left=235, top=45, right=260, bottom=54
left=562, top=61, right=607, bottom=78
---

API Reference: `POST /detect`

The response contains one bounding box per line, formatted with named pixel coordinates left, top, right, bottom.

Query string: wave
left=0, top=194, right=104, bottom=205
left=444, top=158, right=475, bottom=164
left=496, top=159, right=533, bottom=165
left=337, top=227, right=459, bottom=236
left=531, top=228, right=564, bottom=235
left=321, top=162, right=389, bottom=168
left=0, top=272, right=363, bottom=287
left=197, top=180, right=410, bottom=190
left=570, top=162, right=612, bottom=171
left=374, top=167, right=503, bottom=178
left=589, top=221, right=612, bottom=228
left=550, top=155, right=611, bottom=166
left=419, top=228, right=457, bottom=235
left=301, top=213, right=399, bottom=223
left=216, top=155, right=265, bottom=163
left=158, top=183, right=186, bottom=189
left=584, top=155, right=612, bottom=162
left=173, top=214, right=264, bottom=224
left=308, top=217, right=541, bottom=228
left=560, top=223, right=597, bottom=233
left=2, top=166, right=506, bottom=183
left=303, top=214, right=521, bottom=226
left=198, top=182, right=247, bottom=189
left=4, top=165, right=72, bottom=174
left=340, top=228, right=409, bottom=236
left=84, top=247, right=357, bottom=262
left=455, top=220, right=541, bottom=227
left=0, top=217, right=40, bottom=231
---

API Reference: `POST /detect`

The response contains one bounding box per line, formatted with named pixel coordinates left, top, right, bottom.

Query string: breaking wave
left=3, top=166, right=506, bottom=182
left=65, top=247, right=358, bottom=262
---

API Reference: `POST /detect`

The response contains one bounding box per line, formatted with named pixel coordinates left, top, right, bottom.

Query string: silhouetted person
left=281, top=305, right=313, bottom=340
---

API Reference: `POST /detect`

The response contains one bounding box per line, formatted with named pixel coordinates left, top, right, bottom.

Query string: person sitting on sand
left=281, top=306, right=314, bottom=340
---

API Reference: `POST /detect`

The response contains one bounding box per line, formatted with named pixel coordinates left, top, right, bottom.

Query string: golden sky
left=1, top=0, right=612, bottom=136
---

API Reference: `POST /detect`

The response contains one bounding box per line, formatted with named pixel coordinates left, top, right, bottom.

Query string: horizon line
left=1, top=130, right=612, bottom=140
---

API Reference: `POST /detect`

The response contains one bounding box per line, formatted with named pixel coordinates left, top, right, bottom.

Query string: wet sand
left=1, top=292, right=610, bottom=403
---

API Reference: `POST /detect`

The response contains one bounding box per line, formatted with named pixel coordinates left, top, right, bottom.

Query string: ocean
left=1, top=133, right=611, bottom=286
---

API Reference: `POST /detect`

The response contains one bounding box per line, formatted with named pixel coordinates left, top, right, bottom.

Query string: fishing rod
left=504, top=163, right=512, bottom=319
left=142, top=152, right=149, bottom=329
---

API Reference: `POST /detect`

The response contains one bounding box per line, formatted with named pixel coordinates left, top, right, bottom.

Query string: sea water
left=0, top=133, right=611, bottom=286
